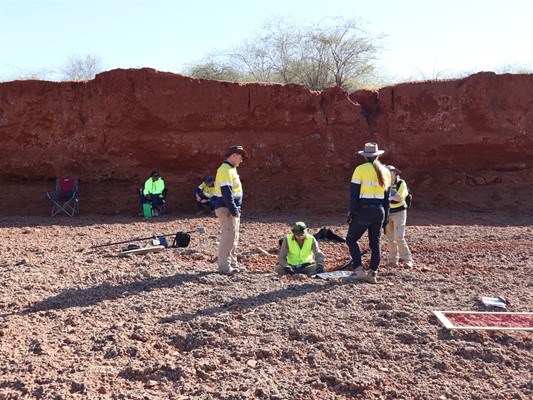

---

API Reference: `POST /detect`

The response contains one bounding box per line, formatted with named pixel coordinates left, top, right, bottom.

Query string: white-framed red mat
left=433, top=311, right=533, bottom=331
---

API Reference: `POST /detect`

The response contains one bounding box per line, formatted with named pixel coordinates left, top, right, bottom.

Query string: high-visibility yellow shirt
left=198, top=182, right=216, bottom=198
left=214, top=161, right=243, bottom=215
left=390, top=179, right=408, bottom=210
left=351, top=162, right=391, bottom=200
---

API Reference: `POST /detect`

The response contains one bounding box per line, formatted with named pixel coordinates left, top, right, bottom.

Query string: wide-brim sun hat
left=291, top=221, right=308, bottom=237
left=226, top=145, right=248, bottom=158
left=358, top=142, right=384, bottom=157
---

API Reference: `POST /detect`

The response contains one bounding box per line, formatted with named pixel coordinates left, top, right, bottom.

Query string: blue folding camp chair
left=46, top=177, right=79, bottom=217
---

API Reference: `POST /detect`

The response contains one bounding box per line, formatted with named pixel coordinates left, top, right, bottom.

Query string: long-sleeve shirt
left=214, top=161, right=243, bottom=216
left=195, top=181, right=216, bottom=198
left=143, top=177, right=165, bottom=196
left=278, top=234, right=325, bottom=268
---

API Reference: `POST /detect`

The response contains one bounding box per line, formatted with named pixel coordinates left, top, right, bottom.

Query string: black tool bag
left=313, top=228, right=346, bottom=243
left=172, top=232, right=191, bottom=248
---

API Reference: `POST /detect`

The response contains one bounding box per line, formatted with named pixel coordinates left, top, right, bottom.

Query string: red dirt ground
left=0, top=208, right=532, bottom=399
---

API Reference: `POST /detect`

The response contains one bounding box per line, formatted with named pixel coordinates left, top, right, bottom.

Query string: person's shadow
left=159, top=277, right=348, bottom=323
left=11, top=270, right=352, bottom=321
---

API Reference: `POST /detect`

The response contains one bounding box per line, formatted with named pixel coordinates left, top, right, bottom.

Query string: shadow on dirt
left=13, top=271, right=352, bottom=320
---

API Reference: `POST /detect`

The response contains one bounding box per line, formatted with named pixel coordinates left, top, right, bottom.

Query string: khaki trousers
left=215, top=207, right=240, bottom=272
left=385, top=209, right=412, bottom=264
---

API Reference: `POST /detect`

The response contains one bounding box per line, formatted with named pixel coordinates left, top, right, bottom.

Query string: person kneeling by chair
left=275, top=222, right=325, bottom=277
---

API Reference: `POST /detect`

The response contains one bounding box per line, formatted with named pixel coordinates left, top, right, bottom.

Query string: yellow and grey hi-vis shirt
left=214, top=161, right=243, bottom=215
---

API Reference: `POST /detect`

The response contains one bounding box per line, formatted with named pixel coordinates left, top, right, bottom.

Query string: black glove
left=382, top=218, right=389, bottom=233
left=284, top=266, right=295, bottom=275
left=316, top=264, right=325, bottom=274
left=347, top=211, right=355, bottom=224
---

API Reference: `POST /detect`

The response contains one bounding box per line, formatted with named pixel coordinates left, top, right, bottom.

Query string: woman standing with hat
left=346, top=142, right=391, bottom=284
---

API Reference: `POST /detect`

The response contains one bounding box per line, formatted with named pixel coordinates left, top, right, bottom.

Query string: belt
left=359, top=204, right=382, bottom=209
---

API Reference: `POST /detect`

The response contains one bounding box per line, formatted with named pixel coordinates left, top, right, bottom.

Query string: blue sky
left=1, top=0, right=532, bottom=82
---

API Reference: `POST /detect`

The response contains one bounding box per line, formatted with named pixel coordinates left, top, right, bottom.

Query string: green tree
left=318, top=19, right=380, bottom=89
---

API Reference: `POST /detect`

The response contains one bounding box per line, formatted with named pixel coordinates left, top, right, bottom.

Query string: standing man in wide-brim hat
left=214, top=145, right=248, bottom=275
left=346, top=142, right=391, bottom=284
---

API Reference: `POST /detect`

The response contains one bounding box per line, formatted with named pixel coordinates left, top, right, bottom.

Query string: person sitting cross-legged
left=275, top=222, right=325, bottom=277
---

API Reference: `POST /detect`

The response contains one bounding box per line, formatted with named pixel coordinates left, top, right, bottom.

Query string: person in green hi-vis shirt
left=140, top=170, right=165, bottom=217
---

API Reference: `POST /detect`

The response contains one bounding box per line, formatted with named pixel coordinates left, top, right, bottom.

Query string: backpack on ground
left=313, top=228, right=346, bottom=243
left=172, top=232, right=191, bottom=248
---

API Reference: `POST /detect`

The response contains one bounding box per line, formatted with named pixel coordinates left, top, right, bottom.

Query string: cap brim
left=228, top=150, right=248, bottom=157
left=292, top=230, right=308, bottom=236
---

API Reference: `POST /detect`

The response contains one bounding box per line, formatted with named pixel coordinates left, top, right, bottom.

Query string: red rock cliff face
left=0, top=68, right=531, bottom=216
